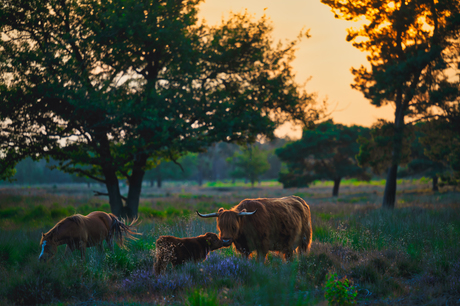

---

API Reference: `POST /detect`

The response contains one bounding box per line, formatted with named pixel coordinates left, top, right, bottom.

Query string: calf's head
left=203, top=232, right=223, bottom=250
left=196, top=208, right=257, bottom=247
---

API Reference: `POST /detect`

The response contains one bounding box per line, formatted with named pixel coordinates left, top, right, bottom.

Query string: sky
left=198, top=0, right=395, bottom=138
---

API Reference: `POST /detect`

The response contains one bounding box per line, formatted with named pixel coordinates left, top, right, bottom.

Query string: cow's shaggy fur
left=39, top=211, right=139, bottom=262
left=153, top=232, right=223, bottom=275
left=198, top=195, right=312, bottom=261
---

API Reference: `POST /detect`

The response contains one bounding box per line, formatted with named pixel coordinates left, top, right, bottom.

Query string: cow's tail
left=300, top=226, right=313, bottom=254
left=109, top=213, right=141, bottom=248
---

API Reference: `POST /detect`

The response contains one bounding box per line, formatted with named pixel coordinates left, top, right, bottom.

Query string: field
left=1, top=179, right=460, bottom=305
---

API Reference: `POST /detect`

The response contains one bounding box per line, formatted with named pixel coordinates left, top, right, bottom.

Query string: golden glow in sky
left=198, top=0, right=394, bottom=138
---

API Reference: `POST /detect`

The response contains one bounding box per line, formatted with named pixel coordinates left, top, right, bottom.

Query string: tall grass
left=1, top=183, right=460, bottom=305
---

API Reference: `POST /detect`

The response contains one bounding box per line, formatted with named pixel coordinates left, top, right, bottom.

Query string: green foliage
left=277, top=120, right=370, bottom=195
left=1, top=186, right=460, bottom=304
left=322, top=0, right=460, bottom=208
left=4, top=260, right=109, bottom=305
left=103, top=249, right=136, bottom=274
left=357, top=119, right=413, bottom=174
left=138, top=206, right=190, bottom=219
left=186, top=289, right=221, bottom=306
left=3, top=158, right=77, bottom=185
left=298, top=253, right=336, bottom=287
left=227, top=145, right=271, bottom=187
left=419, top=119, right=460, bottom=188
left=0, top=165, right=16, bottom=182
left=144, top=153, right=199, bottom=187
left=0, top=0, right=320, bottom=218
left=324, top=273, right=357, bottom=306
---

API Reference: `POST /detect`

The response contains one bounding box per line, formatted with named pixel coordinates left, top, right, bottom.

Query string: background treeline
left=2, top=139, right=288, bottom=187
left=4, top=120, right=456, bottom=197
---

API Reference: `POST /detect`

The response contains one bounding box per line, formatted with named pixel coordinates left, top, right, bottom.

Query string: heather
left=1, top=180, right=460, bottom=305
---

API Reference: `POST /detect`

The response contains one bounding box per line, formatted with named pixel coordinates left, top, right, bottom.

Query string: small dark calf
left=154, top=232, right=223, bottom=275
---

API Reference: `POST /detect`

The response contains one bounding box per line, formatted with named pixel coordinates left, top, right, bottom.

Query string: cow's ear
left=218, top=208, right=224, bottom=213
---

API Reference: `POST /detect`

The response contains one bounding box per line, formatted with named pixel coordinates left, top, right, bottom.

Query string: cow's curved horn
left=196, top=211, right=219, bottom=218
left=238, top=209, right=257, bottom=216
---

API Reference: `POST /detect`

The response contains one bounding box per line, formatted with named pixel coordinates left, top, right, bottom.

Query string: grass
left=0, top=179, right=460, bottom=305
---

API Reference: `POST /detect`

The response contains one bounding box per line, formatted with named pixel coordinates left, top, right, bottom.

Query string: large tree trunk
left=125, top=155, right=147, bottom=219
left=157, top=174, right=162, bottom=188
left=197, top=163, right=203, bottom=186
left=332, top=177, right=341, bottom=197
left=382, top=164, right=398, bottom=208
left=103, top=168, right=125, bottom=217
left=382, top=102, right=405, bottom=209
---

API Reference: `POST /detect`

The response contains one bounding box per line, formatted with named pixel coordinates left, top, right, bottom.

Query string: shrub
left=351, top=263, right=379, bottom=284
left=298, top=253, right=336, bottom=287
left=121, top=269, right=194, bottom=295
left=396, top=258, right=421, bottom=278
left=324, top=273, right=357, bottom=306
left=0, top=207, right=23, bottom=219
left=5, top=260, right=108, bottom=305
left=103, top=249, right=137, bottom=274
left=186, top=289, right=221, bottom=306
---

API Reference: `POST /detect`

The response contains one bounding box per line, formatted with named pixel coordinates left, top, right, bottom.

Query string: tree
left=0, top=0, right=321, bottom=218
left=277, top=120, right=369, bottom=196
left=419, top=115, right=460, bottom=187
left=227, top=145, right=270, bottom=187
left=144, top=154, right=198, bottom=187
left=398, top=123, right=450, bottom=191
left=357, top=119, right=413, bottom=177
left=260, top=138, right=289, bottom=180
left=420, top=69, right=460, bottom=187
left=322, top=0, right=460, bottom=208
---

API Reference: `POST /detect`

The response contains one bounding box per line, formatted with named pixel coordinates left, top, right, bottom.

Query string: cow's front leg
left=78, top=241, right=87, bottom=261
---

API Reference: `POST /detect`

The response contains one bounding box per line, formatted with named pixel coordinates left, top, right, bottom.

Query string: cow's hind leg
left=78, top=241, right=87, bottom=261
left=283, top=249, right=294, bottom=261
left=299, top=235, right=311, bottom=255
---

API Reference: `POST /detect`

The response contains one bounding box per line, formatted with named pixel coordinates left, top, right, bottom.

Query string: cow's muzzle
left=222, top=238, right=232, bottom=247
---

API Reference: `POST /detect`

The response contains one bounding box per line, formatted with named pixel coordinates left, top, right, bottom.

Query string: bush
left=186, top=289, right=221, bottom=306
left=5, top=260, right=108, bottom=305
left=298, top=253, right=336, bottom=287
left=324, top=273, right=357, bottom=306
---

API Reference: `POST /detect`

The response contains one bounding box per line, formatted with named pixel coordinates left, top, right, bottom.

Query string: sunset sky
left=199, top=0, right=395, bottom=138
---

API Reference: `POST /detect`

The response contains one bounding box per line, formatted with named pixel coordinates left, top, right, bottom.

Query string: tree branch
left=93, top=190, right=127, bottom=202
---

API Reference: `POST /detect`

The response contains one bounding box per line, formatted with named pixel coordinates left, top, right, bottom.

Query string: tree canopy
left=0, top=0, right=321, bottom=218
left=322, top=0, right=460, bottom=208
left=277, top=120, right=370, bottom=196
left=397, top=123, right=451, bottom=191
left=226, top=145, right=270, bottom=187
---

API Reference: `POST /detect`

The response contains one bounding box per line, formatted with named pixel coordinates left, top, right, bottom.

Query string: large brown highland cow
left=153, top=232, right=223, bottom=275
left=197, top=195, right=312, bottom=261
